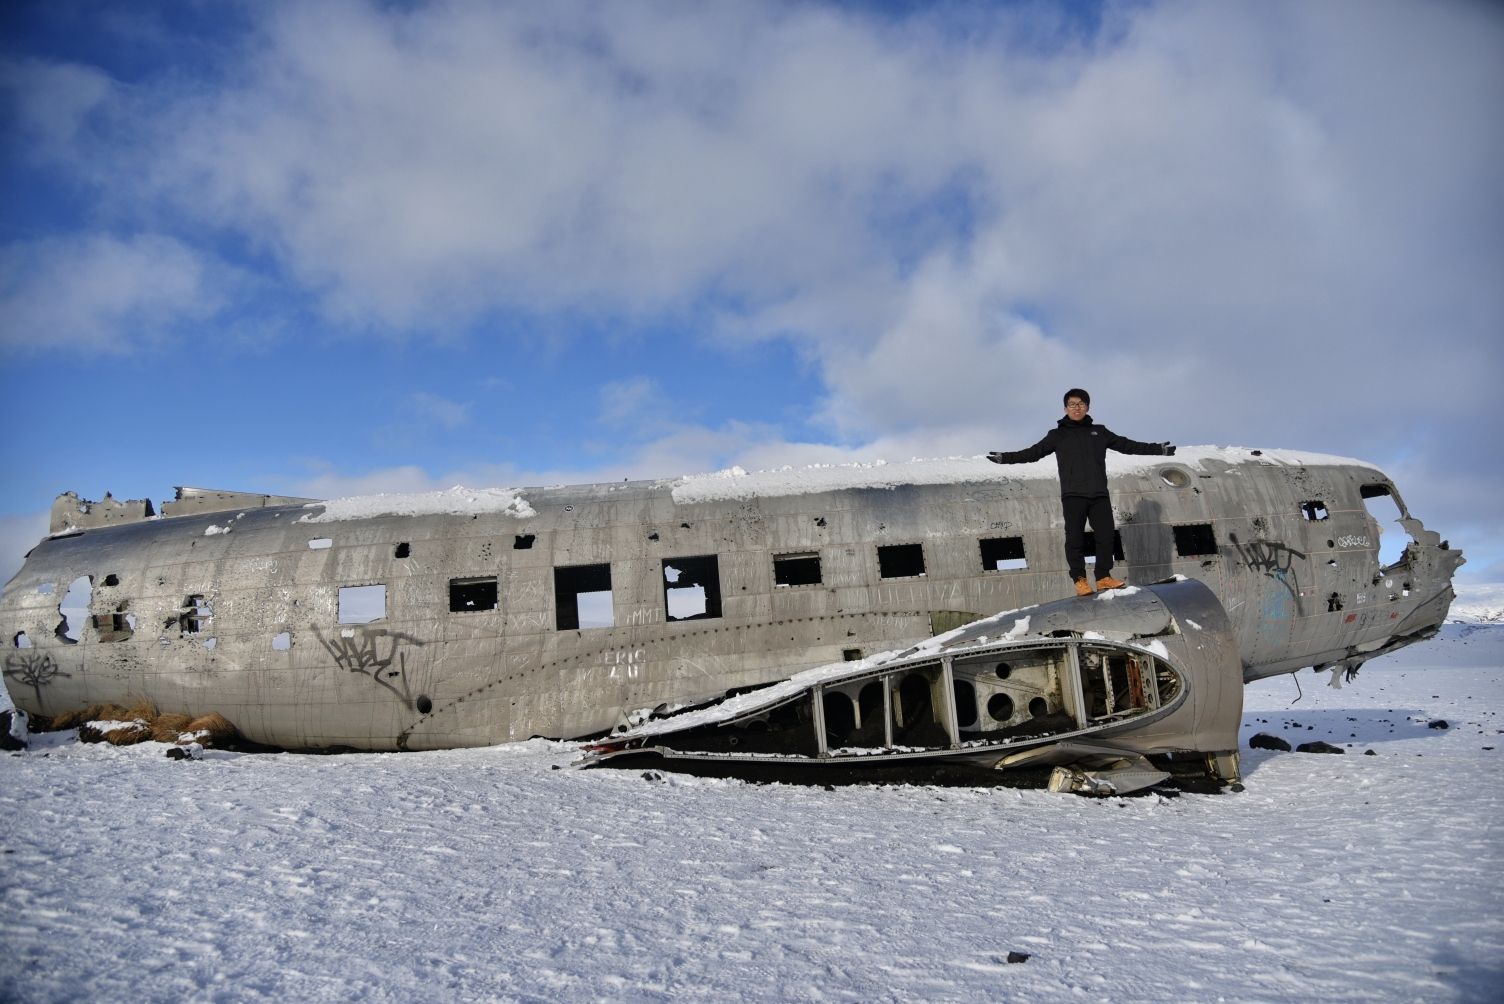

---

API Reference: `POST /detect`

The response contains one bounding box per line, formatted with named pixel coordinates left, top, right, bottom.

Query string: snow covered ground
left=2, top=630, right=1501, bottom=1003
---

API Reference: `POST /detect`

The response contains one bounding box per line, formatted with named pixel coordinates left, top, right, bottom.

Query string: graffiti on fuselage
left=2, top=651, right=70, bottom=706
left=315, top=626, right=429, bottom=712
left=1229, top=533, right=1307, bottom=622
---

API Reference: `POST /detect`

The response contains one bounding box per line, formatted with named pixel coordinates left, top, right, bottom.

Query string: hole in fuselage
left=987, top=692, right=1014, bottom=722
left=822, top=691, right=856, bottom=746
left=1029, top=697, right=1048, bottom=718
left=953, top=679, right=977, bottom=728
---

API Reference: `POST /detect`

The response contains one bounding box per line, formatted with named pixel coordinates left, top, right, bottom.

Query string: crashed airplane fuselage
left=1, top=449, right=1463, bottom=765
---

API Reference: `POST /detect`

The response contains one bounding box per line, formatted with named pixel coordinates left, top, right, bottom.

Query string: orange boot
left=1074, top=577, right=1095, bottom=597
left=1096, top=574, right=1126, bottom=590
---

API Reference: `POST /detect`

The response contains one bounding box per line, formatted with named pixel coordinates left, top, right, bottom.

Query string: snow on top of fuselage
left=669, top=446, right=1383, bottom=504
left=283, top=446, right=1382, bottom=524
left=298, top=486, right=537, bottom=523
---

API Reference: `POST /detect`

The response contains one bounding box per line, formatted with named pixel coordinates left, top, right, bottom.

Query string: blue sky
left=2, top=0, right=1502, bottom=582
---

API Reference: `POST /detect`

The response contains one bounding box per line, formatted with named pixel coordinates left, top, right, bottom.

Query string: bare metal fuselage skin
left=1, top=452, right=1462, bottom=751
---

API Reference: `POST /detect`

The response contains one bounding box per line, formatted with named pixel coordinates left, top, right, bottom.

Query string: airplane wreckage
left=1, top=448, right=1463, bottom=793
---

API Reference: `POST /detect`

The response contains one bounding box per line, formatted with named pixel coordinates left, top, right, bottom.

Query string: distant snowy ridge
left=1448, top=582, right=1504, bottom=624
left=299, top=486, right=536, bottom=523
left=671, top=447, right=1382, bottom=504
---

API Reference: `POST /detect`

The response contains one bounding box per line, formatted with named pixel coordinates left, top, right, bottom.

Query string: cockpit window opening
left=1359, top=487, right=1411, bottom=568
left=979, top=536, right=1027, bottom=571
left=877, top=543, right=926, bottom=580
left=1301, top=501, right=1330, bottom=521
left=773, top=551, right=822, bottom=587
left=662, top=556, right=721, bottom=622
left=555, top=563, right=613, bottom=630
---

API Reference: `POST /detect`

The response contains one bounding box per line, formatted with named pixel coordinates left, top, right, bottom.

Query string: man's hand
left=1160, top=443, right=1177, bottom=456
left=987, top=452, right=1006, bottom=464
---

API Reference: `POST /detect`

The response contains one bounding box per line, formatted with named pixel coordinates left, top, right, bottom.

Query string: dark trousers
left=1063, top=495, right=1115, bottom=582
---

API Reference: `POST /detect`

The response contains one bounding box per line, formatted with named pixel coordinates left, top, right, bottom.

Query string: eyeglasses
left=1065, top=401, right=1088, bottom=408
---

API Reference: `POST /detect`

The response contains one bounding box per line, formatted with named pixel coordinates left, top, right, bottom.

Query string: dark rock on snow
left=1428, top=719, right=1449, bottom=729
left=1006, top=952, right=1031, bottom=964
left=1249, top=732, right=1292, bottom=752
left=1296, top=740, right=1345, bottom=754
left=0, top=710, right=27, bottom=751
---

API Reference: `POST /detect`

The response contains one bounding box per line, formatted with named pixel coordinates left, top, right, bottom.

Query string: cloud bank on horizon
left=1, top=0, right=1501, bottom=580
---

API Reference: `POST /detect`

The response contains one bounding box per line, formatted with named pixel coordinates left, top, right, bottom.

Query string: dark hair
left=1063, top=388, right=1090, bottom=407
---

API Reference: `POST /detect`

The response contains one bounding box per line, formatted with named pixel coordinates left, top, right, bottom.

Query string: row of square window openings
left=336, top=527, right=1219, bottom=631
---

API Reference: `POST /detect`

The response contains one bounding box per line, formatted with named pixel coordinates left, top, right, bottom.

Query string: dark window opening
left=843, top=647, right=863, bottom=661
left=103, top=574, right=119, bottom=587
left=394, top=542, right=410, bottom=558
left=953, top=679, right=978, bottom=729
left=514, top=535, right=535, bottom=549
left=415, top=695, right=433, bottom=715
left=1081, top=530, right=1126, bottom=562
left=555, top=564, right=613, bottom=630
left=858, top=682, right=883, bottom=722
left=980, top=536, right=1027, bottom=571
left=1172, top=524, right=1217, bottom=557
left=995, top=662, right=1012, bottom=679
left=1328, top=592, right=1344, bottom=612
left=897, top=674, right=931, bottom=729
left=877, top=543, right=926, bottom=579
left=1360, top=484, right=1392, bottom=499
left=450, top=576, right=499, bottom=613
left=180, top=594, right=211, bottom=635
left=822, top=691, right=856, bottom=746
left=987, top=692, right=1014, bottom=722
left=773, top=551, right=822, bottom=587
left=94, top=602, right=134, bottom=643
left=1301, top=501, right=1330, bottom=521
left=663, top=556, right=721, bottom=622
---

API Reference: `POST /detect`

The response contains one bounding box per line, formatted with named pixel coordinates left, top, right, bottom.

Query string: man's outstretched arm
left=988, top=433, right=1056, bottom=464
left=1107, top=433, right=1175, bottom=456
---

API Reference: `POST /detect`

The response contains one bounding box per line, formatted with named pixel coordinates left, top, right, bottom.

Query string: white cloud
left=6, top=0, right=1501, bottom=563
left=0, top=234, right=221, bottom=351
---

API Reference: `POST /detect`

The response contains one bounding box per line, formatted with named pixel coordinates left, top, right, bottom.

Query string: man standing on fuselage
left=989, top=389, right=1174, bottom=597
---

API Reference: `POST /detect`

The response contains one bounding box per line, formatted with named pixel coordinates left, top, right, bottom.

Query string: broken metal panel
left=159, top=486, right=322, bottom=519
left=581, top=579, right=1245, bottom=782
left=49, top=492, right=155, bottom=534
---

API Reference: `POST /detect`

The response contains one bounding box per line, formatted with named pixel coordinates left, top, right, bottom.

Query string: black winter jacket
left=991, top=415, right=1167, bottom=497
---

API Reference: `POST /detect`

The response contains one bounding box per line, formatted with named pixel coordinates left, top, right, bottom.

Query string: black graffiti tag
left=3, top=652, right=71, bottom=705
left=1229, top=533, right=1307, bottom=616
left=315, top=627, right=427, bottom=711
